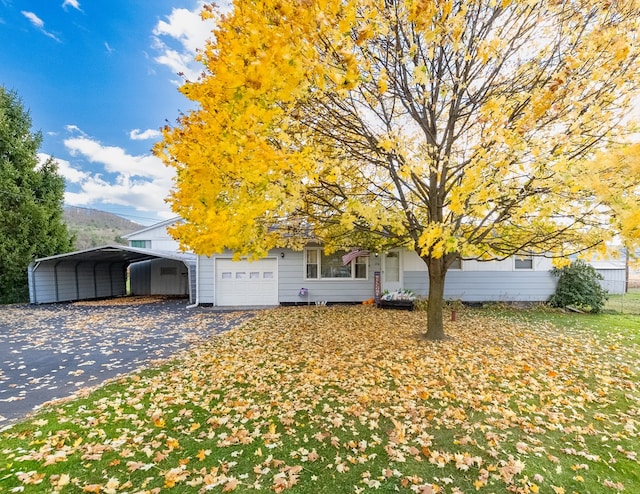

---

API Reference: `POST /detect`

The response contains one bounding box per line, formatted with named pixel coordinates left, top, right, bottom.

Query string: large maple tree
left=156, top=0, right=640, bottom=339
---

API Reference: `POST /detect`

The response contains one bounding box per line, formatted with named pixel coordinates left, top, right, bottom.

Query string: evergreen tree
left=0, top=86, right=74, bottom=303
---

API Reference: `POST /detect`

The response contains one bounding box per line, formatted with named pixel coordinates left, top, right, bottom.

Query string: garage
left=28, top=245, right=196, bottom=304
left=215, top=258, right=278, bottom=306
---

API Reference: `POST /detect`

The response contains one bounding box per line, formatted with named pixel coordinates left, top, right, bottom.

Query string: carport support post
left=75, top=262, right=81, bottom=300
left=54, top=261, right=61, bottom=302
left=93, top=264, right=98, bottom=299
left=29, top=262, right=40, bottom=304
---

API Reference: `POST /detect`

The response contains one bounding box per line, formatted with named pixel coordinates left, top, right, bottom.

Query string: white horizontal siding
left=198, top=256, right=215, bottom=304
left=278, top=249, right=380, bottom=304
left=596, top=269, right=626, bottom=294
left=403, top=250, right=554, bottom=272
left=404, top=270, right=558, bottom=302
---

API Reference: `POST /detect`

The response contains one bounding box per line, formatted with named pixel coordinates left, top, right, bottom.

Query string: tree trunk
left=424, top=257, right=447, bottom=340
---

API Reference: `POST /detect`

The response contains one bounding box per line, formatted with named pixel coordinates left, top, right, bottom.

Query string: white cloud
left=62, top=0, right=81, bottom=11
left=104, top=41, right=114, bottom=54
left=22, top=10, right=44, bottom=28
left=63, top=175, right=172, bottom=216
left=151, top=3, right=217, bottom=81
left=64, top=124, right=87, bottom=136
left=41, top=129, right=175, bottom=217
left=38, top=153, right=88, bottom=184
left=21, top=11, right=61, bottom=42
left=130, top=128, right=162, bottom=140
left=64, top=136, right=170, bottom=180
left=153, top=48, right=197, bottom=80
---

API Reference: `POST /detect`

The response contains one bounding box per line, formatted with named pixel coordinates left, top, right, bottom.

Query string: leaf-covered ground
left=1, top=306, right=639, bottom=493
left=0, top=298, right=250, bottom=424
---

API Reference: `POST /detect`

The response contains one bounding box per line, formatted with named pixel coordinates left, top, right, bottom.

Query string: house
left=122, top=217, right=183, bottom=251
left=30, top=215, right=626, bottom=306
left=192, top=247, right=559, bottom=307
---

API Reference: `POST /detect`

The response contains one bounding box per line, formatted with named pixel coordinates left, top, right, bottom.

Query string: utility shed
left=28, top=245, right=196, bottom=304
left=590, top=259, right=627, bottom=294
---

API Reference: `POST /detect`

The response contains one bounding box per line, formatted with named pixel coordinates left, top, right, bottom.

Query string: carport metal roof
left=32, top=244, right=195, bottom=265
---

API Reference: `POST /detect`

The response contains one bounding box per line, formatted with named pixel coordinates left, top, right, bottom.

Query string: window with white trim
left=130, top=240, right=151, bottom=248
left=305, top=248, right=368, bottom=280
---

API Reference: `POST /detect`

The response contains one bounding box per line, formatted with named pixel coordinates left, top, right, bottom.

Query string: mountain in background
left=63, top=206, right=144, bottom=250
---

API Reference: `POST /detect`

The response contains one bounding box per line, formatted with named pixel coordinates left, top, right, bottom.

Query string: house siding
left=596, top=269, right=627, bottom=294
left=198, top=256, right=215, bottom=304
left=278, top=249, right=382, bottom=304
left=404, top=270, right=558, bottom=302
left=124, top=218, right=182, bottom=252
left=197, top=249, right=382, bottom=305
left=402, top=250, right=557, bottom=302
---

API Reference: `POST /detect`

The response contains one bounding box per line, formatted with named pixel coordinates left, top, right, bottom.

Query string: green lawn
left=1, top=305, right=639, bottom=493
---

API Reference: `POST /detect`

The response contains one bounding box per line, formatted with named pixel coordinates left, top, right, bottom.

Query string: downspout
left=186, top=255, right=200, bottom=308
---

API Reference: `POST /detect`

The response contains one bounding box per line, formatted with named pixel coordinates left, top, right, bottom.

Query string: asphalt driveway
left=0, top=297, right=252, bottom=426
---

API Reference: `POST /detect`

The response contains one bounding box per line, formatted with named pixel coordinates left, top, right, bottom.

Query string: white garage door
left=215, top=258, right=278, bottom=306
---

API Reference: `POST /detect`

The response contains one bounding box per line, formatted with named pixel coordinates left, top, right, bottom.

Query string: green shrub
left=549, top=259, right=608, bottom=313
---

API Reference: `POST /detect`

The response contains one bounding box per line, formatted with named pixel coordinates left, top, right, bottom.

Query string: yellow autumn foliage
left=156, top=0, right=640, bottom=336
left=157, top=0, right=639, bottom=260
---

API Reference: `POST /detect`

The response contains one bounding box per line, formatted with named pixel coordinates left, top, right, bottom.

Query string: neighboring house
left=122, top=217, right=184, bottom=251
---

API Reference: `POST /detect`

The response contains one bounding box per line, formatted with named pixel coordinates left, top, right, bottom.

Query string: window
left=306, top=249, right=318, bottom=279
left=449, top=255, right=462, bottom=270
left=320, top=251, right=351, bottom=278
left=305, top=248, right=368, bottom=280
left=160, top=267, right=177, bottom=276
left=131, top=240, right=150, bottom=248
left=515, top=254, right=533, bottom=269
left=355, top=256, right=367, bottom=279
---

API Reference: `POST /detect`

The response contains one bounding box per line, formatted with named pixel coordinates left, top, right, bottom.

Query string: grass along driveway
left=1, top=306, right=639, bottom=493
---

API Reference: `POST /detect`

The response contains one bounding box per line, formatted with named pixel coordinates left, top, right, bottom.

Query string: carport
left=28, top=245, right=196, bottom=304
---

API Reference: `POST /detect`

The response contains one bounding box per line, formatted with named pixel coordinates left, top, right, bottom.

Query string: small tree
left=0, top=86, right=74, bottom=303
left=550, top=260, right=608, bottom=313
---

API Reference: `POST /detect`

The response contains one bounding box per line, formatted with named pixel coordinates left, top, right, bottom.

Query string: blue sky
left=1, top=0, right=218, bottom=225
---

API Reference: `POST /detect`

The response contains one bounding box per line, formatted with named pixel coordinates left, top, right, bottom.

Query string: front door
left=382, top=250, right=402, bottom=293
